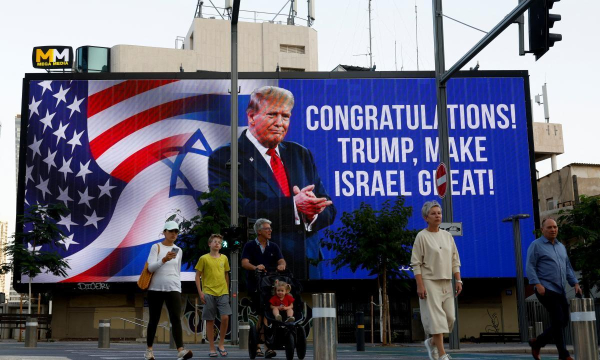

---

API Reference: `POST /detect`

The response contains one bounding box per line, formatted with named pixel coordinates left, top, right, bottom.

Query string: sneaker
left=439, top=355, right=452, bottom=360
left=285, top=316, right=295, bottom=323
left=177, top=349, right=193, bottom=360
left=144, top=349, right=155, bottom=360
left=275, top=314, right=282, bottom=322
left=424, top=338, right=439, bottom=360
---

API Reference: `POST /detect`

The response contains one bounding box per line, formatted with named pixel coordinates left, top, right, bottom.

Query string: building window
left=280, top=44, right=305, bottom=54
left=546, top=198, right=555, bottom=210
left=280, top=67, right=305, bottom=72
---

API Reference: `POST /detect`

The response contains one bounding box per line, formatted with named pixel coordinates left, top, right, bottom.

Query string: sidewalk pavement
left=0, top=340, right=597, bottom=359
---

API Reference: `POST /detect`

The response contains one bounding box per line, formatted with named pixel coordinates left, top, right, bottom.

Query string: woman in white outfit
left=410, top=201, right=462, bottom=360
left=144, top=221, right=193, bottom=360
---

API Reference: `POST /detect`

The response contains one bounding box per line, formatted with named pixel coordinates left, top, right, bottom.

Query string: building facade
left=110, top=18, right=318, bottom=73
left=537, top=163, right=600, bottom=221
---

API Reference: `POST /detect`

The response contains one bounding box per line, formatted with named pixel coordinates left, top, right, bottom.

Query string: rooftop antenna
left=307, top=0, right=315, bottom=27
left=415, top=0, right=419, bottom=70
left=401, top=43, right=404, bottom=71
left=415, top=0, right=419, bottom=71
left=395, top=41, right=398, bottom=71
left=224, top=0, right=232, bottom=19
left=368, top=0, right=373, bottom=69
left=195, top=0, right=204, bottom=18
left=288, top=0, right=297, bottom=25
left=534, top=83, right=550, bottom=123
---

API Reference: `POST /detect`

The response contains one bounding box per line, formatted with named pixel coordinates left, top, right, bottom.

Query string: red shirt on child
left=270, top=294, right=294, bottom=307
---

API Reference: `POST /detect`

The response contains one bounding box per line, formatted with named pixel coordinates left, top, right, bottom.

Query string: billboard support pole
left=432, top=0, right=459, bottom=349
left=432, top=0, right=535, bottom=349
left=230, top=0, right=241, bottom=346
left=502, top=214, right=530, bottom=343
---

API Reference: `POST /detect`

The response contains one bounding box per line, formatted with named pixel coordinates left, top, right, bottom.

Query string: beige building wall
left=532, top=122, right=564, bottom=162
left=537, top=164, right=600, bottom=220
left=111, top=18, right=318, bottom=73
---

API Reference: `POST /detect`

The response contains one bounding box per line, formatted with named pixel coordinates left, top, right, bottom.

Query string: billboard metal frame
left=16, top=70, right=539, bottom=294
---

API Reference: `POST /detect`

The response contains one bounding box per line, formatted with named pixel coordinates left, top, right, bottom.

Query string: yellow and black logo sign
left=32, top=46, right=73, bottom=69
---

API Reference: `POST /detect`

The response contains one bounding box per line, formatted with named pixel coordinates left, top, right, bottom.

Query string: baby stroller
left=248, top=270, right=307, bottom=360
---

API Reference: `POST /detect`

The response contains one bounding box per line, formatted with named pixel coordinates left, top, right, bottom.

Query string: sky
left=1, top=0, right=598, bottom=238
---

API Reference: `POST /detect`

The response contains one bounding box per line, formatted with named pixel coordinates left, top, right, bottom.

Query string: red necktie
left=267, top=148, right=290, bottom=196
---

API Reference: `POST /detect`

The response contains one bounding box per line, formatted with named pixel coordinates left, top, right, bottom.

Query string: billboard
left=18, top=73, right=536, bottom=288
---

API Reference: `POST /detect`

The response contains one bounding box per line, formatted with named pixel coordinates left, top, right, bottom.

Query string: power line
left=442, top=14, right=488, bottom=34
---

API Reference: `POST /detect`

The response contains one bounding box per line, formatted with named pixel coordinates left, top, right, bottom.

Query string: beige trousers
left=419, top=279, right=455, bottom=335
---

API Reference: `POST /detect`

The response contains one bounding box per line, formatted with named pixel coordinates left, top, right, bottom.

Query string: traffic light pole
left=431, top=0, right=534, bottom=349
left=230, top=0, right=241, bottom=346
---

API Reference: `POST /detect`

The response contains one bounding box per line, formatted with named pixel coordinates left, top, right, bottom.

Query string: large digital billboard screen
left=19, top=73, right=536, bottom=286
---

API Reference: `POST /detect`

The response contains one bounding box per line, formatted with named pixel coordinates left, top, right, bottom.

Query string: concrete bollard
left=535, top=321, right=544, bottom=337
left=312, top=293, right=336, bottom=360
left=24, top=317, right=37, bottom=348
left=98, top=319, right=110, bottom=348
left=570, top=297, right=599, bottom=360
left=355, top=311, right=365, bottom=351
left=239, top=322, right=249, bottom=350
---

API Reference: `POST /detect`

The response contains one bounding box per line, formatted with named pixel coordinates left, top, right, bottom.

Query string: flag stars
left=84, top=210, right=104, bottom=229
left=38, top=80, right=52, bottom=95
left=36, top=175, right=52, bottom=200
left=57, top=214, right=78, bottom=232
left=53, top=121, right=69, bottom=145
left=25, top=165, right=35, bottom=185
left=29, top=96, right=42, bottom=119
left=66, top=96, right=85, bottom=118
left=59, top=234, right=79, bottom=251
left=28, top=243, right=42, bottom=253
left=59, top=234, right=77, bottom=251
left=76, top=160, right=93, bottom=183
left=57, top=186, right=73, bottom=206
left=78, top=187, right=94, bottom=208
left=98, top=179, right=116, bottom=198
left=42, top=149, right=58, bottom=172
left=28, top=135, right=43, bottom=159
left=39, top=110, right=56, bottom=133
left=53, top=85, right=70, bottom=107
left=58, top=157, right=73, bottom=180
left=67, top=129, right=84, bottom=153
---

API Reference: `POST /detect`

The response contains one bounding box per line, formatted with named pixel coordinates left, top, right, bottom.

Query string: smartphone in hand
left=171, top=247, right=179, bottom=255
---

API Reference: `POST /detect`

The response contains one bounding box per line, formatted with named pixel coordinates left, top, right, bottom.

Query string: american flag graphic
left=24, top=78, right=273, bottom=283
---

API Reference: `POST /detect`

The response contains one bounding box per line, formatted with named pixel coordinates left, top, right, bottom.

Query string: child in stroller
left=248, top=271, right=307, bottom=360
left=269, top=280, right=295, bottom=323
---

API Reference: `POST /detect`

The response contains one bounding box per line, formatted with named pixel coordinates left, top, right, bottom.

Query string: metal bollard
left=24, top=317, right=37, bottom=348
left=535, top=321, right=544, bottom=337
left=312, top=293, right=336, bottom=360
left=98, top=319, right=110, bottom=348
left=570, top=297, right=599, bottom=360
left=355, top=311, right=365, bottom=351
left=528, top=326, right=534, bottom=340
left=169, top=325, right=176, bottom=349
left=239, top=322, right=249, bottom=350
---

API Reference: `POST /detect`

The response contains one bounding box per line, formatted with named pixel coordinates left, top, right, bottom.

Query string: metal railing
left=526, top=298, right=600, bottom=345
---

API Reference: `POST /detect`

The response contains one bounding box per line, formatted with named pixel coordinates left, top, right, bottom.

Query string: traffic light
left=528, top=0, right=562, bottom=60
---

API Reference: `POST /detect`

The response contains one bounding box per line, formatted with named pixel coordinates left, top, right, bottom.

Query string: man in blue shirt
left=241, top=218, right=286, bottom=358
left=526, top=218, right=582, bottom=360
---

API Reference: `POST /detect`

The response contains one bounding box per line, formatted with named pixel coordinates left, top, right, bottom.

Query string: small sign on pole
left=440, top=222, right=463, bottom=236
left=436, top=162, right=448, bottom=198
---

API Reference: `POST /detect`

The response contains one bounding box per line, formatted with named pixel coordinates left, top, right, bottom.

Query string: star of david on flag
left=23, top=78, right=266, bottom=283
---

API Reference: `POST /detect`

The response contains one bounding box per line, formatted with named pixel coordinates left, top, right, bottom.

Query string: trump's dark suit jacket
left=208, top=130, right=336, bottom=279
